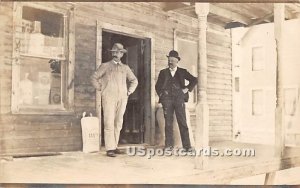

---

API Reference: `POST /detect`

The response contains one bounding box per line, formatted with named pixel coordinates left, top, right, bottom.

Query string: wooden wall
left=0, top=2, right=232, bottom=155
left=207, top=22, right=232, bottom=141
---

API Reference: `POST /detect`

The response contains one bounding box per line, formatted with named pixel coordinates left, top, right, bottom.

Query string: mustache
left=113, top=56, right=118, bottom=58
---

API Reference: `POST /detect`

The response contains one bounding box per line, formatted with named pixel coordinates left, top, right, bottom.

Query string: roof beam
left=209, top=4, right=252, bottom=25
left=247, top=12, right=274, bottom=27
left=162, top=2, right=189, bottom=12
left=285, top=3, right=300, bottom=13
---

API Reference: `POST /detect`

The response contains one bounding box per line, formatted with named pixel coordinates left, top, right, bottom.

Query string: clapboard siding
left=207, top=24, right=232, bottom=141
left=74, top=21, right=97, bottom=116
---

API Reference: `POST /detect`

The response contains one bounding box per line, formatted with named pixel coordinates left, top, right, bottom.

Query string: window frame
left=174, top=37, right=198, bottom=109
left=251, top=89, right=264, bottom=116
left=251, top=45, right=265, bottom=71
left=11, top=2, right=75, bottom=115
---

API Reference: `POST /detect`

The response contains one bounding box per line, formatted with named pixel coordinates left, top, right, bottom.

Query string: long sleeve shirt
left=91, top=60, right=138, bottom=99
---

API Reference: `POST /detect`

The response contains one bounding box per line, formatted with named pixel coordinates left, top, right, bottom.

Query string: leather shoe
left=106, top=150, right=116, bottom=157
left=184, top=147, right=194, bottom=153
left=164, top=146, right=174, bottom=151
left=114, top=148, right=125, bottom=154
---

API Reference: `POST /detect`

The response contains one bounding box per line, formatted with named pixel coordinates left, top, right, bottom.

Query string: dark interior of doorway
left=101, top=31, right=150, bottom=145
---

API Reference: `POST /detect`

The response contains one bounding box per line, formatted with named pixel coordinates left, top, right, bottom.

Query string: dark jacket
left=155, top=67, right=198, bottom=103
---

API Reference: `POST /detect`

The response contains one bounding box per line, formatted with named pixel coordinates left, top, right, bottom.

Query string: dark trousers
left=161, top=98, right=191, bottom=149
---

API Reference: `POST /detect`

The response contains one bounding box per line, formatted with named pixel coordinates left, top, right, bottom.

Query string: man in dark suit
left=155, top=50, right=197, bottom=151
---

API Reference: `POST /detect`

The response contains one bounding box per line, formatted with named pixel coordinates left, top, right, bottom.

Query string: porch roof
left=152, top=3, right=300, bottom=28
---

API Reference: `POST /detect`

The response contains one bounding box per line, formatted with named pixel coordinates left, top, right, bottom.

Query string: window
left=176, top=38, right=198, bottom=106
left=252, top=89, right=264, bottom=116
left=12, top=3, right=74, bottom=114
left=252, top=46, right=264, bottom=71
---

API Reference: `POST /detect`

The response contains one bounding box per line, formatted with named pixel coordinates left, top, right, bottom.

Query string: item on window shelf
left=28, top=33, right=45, bottom=55
left=19, top=73, right=33, bottom=105
left=22, top=19, right=33, bottom=33
left=21, top=32, right=30, bottom=54
left=33, top=21, right=41, bottom=33
left=50, top=72, right=61, bottom=105
left=44, top=36, right=63, bottom=47
left=37, top=72, right=50, bottom=105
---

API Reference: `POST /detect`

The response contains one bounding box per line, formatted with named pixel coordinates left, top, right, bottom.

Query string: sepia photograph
left=0, top=0, right=300, bottom=186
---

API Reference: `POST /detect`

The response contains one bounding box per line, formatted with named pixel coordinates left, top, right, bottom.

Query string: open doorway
left=101, top=30, right=151, bottom=145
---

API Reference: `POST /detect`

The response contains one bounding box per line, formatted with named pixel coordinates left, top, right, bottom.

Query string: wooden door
left=232, top=23, right=277, bottom=144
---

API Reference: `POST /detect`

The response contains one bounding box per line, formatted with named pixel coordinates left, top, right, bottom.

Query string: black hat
left=167, top=50, right=180, bottom=61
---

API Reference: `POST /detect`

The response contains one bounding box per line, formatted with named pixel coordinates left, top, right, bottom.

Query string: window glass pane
left=252, top=89, right=263, bottom=116
left=252, top=46, right=264, bottom=71
left=19, top=57, right=63, bottom=106
left=18, top=6, right=66, bottom=108
left=21, top=6, right=65, bottom=59
left=177, top=39, right=198, bottom=104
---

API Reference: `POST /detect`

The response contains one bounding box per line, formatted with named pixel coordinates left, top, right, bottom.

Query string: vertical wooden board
left=67, top=7, right=75, bottom=111
left=96, top=20, right=102, bottom=148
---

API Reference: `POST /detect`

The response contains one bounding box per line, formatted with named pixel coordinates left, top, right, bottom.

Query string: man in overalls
left=91, top=43, right=138, bottom=157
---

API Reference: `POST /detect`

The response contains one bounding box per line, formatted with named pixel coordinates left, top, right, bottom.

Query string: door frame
left=96, top=20, right=156, bottom=145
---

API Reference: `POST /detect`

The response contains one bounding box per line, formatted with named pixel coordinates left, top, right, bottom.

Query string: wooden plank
left=208, top=31, right=231, bottom=44
left=11, top=3, right=22, bottom=114
left=0, top=129, right=81, bottom=140
left=214, top=3, right=266, bottom=19
left=207, top=50, right=231, bottom=60
left=0, top=122, right=80, bottom=132
left=67, top=7, right=75, bottom=112
left=0, top=136, right=82, bottom=150
left=176, top=154, right=300, bottom=183
left=209, top=4, right=253, bottom=25
left=207, top=36, right=231, bottom=48
left=264, top=172, right=276, bottom=185
left=208, top=73, right=232, bottom=80
left=207, top=16, right=227, bottom=28
left=209, top=125, right=232, bottom=131
left=208, top=99, right=232, bottom=105
left=210, top=135, right=231, bottom=141
left=248, top=12, right=274, bottom=27
left=207, top=43, right=231, bottom=53
left=161, top=2, right=188, bottom=12
left=208, top=104, right=232, bottom=110
left=95, top=20, right=102, bottom=148
left=2, top=144, right=81, bottom=155
left=208, top=78, right=232, bottom=85
left=208, top=130, right=232, bottom=137
left=209, top=109, right=232, bottom=115
left=210, top=119, right=232, bottom=125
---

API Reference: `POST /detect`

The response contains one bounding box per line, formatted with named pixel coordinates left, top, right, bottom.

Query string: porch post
left=274, top=3, right=285, bottom=157
left=195, top=3, right=209, bottom=169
